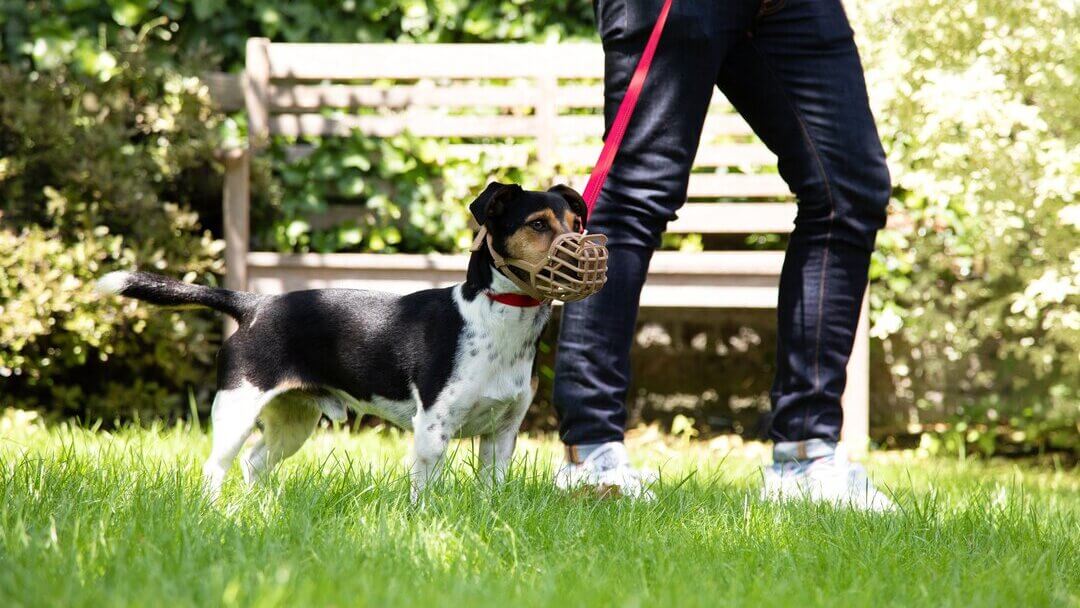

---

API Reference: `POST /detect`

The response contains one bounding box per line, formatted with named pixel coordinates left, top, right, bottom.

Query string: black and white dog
left=98, top=182, right=589, bottom=499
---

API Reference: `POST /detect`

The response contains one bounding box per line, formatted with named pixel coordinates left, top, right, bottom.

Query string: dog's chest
left=444, top=299, right=548, bottom=435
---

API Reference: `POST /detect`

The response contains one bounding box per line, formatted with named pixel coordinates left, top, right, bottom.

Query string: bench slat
left=557, top=114, right=753, bottom=138
left=286, top=145, right=778, bottom=173
left=556, top=144, right=776, bottom=167
left=302, top=201, right=795, bottom=233
left=556, top=85, right=734, bottom=110
left=687, top=174, right=790, bottom=198
left=298, top=202, right=916, bottom=234
left=283, top=143, right=534, bottom=165
left=247, top=250, right=785, bottom=274
left=667, top=203, right=795, bottom=233
left=568, top=173, right=790, bottom=199
left=270, top=114, right=539, bottom=138
left=648, top=251, right=785, bottom=274
left=265, top=43, right=605, bottom=80
left=270, top=84, right=539, bottom=111
left=272, top=112, right=756, bottom=140
left=245, top=250, right=784, bottom=308
left=269, top=82, right=746, bottom=113
left=639, top=285, right=778, bottom=308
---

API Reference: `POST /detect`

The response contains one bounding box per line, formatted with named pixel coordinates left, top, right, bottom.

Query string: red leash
left=490, top=2, right=671, bottom=306
left=581, top=0, right=674, bottom=217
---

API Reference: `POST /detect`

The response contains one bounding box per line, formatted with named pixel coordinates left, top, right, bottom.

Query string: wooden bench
left=211, top=39, right=871, bottom=451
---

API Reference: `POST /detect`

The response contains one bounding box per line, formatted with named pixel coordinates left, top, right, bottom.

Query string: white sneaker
left=763, top=442, right=896, bottom=512
left=554, top=442, right=657, bottom=500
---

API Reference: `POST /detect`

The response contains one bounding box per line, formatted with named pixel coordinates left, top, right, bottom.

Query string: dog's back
left=99, top=273, right=467, bottom=406
left=217, top=287, right=464, bottom=407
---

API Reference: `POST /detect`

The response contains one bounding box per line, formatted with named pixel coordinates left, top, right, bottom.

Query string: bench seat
left=246, top=250, right=786, bottom=309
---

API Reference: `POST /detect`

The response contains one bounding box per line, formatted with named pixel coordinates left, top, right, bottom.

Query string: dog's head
left=465, top=182, right=593, bottom=299
left=469, top=182, right=588, bottom=268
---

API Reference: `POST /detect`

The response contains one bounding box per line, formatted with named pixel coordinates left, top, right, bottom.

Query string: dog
left=98, top=182, right=597, bottom=499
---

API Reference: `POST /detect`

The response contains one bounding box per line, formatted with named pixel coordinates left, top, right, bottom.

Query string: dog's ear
left=470, top=182, right=520, bottom=225
left=548, top=184, right=589, bottom=227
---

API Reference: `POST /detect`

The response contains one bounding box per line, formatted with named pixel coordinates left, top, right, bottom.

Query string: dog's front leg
left=478, top=424, right=516, bottom=487
left=479, top=379, right=535, bottom=486
left=410, top=397, right=452, bottom=502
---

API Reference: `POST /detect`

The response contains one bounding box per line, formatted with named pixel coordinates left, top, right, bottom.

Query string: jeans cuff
left=773, top=439, right=836, bottom=463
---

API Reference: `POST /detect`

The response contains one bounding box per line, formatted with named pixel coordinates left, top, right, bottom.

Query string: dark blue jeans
left=554, top=0, right=890, bottom=446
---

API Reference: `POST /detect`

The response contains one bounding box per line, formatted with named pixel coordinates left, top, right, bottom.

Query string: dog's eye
left=528, top=219, right=549, bottom=232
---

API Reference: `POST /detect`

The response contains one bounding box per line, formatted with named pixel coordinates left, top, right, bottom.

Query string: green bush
left=0, top=38, right=224, bottom=421
left=852, top=0, right=1078, bottom=454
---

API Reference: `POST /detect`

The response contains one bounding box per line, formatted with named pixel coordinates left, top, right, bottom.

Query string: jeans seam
left=745, top=38, right=838, bottom=438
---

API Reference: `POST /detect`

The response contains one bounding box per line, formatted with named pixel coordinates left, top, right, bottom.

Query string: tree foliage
left=1, top=0, right=596, bottom=72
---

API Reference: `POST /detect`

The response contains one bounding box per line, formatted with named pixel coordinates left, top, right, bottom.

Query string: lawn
left=1, top=413, right=1077, bottom=607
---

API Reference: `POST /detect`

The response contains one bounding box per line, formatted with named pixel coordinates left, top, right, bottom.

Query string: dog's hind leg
left=241, top=393, right=321, bottom=485
left=203, top=382, right=265, bottom=498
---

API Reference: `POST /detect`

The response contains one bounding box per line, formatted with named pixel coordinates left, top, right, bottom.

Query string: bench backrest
left=241, top=39, right=796, bottom=237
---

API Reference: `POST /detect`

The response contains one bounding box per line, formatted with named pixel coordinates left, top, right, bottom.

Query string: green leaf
left=341, top=153, right=371, bottom=171
left=367, top=233, right=385, bottom=252
left=337, top=176, right=366, bottom=198
left=285, top=219, right=311, bottom=240
left=338, top=225, right=363, bottom=247
left=110, top=0, right=149, bottom=27
left=193, top=0, right=226, bottom=21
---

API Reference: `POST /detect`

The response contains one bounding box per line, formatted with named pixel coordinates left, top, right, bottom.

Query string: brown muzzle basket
left=473, top=228, right=609, bottom=302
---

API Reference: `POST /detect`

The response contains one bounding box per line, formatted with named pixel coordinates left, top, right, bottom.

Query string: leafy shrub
left=0, top=38, right=224, bottom=421
left=852, top=0, right=1078, bottom=454
left=264, top=134, right=531, bottom=254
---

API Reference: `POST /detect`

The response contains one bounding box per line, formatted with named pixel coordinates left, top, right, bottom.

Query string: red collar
left=486, top=292, right=544, bottom=307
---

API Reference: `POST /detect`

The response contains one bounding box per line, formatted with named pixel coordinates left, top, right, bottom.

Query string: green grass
left=1, top=415, right=1077, bottom=607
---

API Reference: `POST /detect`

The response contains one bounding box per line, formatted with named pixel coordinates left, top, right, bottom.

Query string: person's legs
left=715, top=0, right=891, bottom=446
left=715, top=0, right=894, bottom=509
left=553, top=0, right=757, bottom=456
left=555, top=246, right=651, bottom=447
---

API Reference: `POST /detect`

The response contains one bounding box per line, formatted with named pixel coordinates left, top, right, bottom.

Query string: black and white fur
left=98, top=182, right=589, bottom=499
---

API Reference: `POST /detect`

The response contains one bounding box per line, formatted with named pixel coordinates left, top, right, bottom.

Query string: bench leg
left=222, top=149, right=250, bottom=337
left=840, top=287, right=870, bottom=457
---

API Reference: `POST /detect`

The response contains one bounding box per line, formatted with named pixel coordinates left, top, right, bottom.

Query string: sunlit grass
left=1, top=414, right=1077, bottom=607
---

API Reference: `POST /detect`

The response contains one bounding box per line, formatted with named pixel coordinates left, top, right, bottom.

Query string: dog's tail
left=97, top=271, right=259, bottom=321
